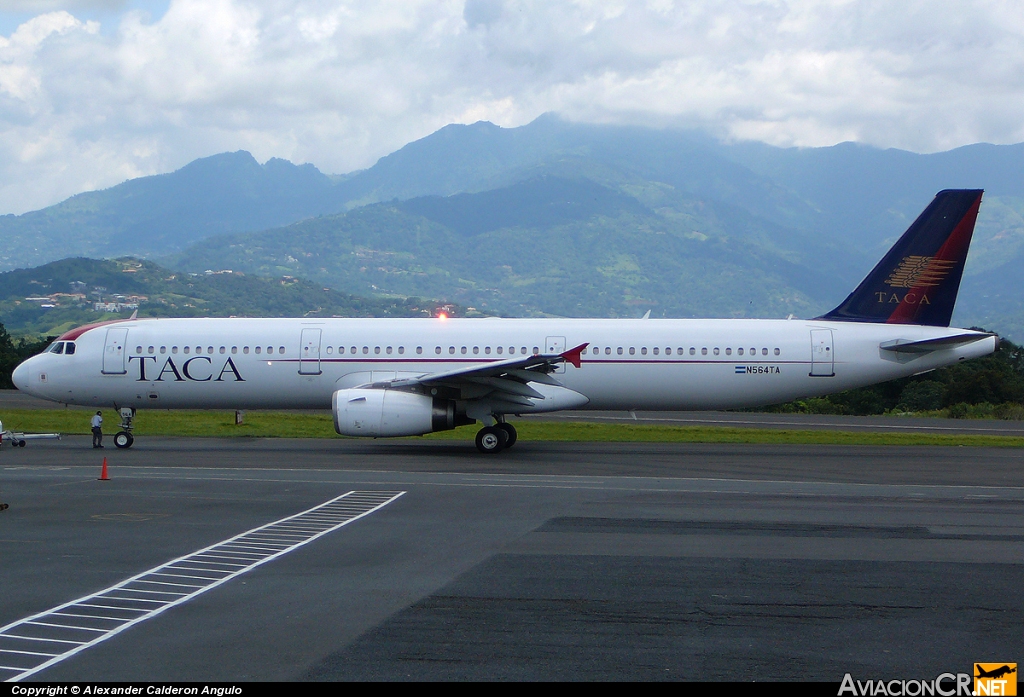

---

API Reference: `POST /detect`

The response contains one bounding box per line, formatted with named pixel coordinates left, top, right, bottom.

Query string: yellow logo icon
left=975, top=663, right=1017, bottom=696
left=885, top=255, right=956, bottom=288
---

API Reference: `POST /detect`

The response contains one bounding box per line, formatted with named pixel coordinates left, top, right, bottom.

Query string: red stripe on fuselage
left=57, top=318, right=143, bottom=341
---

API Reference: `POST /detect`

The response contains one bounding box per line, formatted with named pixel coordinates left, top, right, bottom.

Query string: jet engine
left=332, top=388, right=468, bottom=437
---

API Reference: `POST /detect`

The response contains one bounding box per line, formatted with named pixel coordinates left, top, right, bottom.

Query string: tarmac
left=0, top=435, right=1022, bottom=681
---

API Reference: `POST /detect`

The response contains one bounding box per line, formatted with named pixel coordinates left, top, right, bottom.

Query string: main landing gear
left=114, top=407, right=136, bottom=449
left=475, top=422, right=517, bottom=454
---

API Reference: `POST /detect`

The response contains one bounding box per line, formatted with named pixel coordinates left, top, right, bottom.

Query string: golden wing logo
left=885, top=256, right=957, bottom=288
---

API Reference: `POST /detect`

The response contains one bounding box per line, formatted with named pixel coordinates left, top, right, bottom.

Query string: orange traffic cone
left=99, top=457, right=109, bottom=481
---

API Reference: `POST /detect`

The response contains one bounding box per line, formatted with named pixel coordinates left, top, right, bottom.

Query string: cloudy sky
left=1, top=0, right=1022, bottom=214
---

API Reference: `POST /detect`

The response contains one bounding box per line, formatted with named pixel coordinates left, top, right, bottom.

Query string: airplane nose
left=12, top=359, right=31, bottom=391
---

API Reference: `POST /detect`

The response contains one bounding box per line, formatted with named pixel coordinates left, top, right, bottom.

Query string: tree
left=0, top=322, right=53, bottom=389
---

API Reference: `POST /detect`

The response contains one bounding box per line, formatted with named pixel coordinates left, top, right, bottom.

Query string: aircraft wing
left=378, top=343, right=590, bottom=410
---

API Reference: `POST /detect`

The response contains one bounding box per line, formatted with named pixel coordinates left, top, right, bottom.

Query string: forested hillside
left=0, top=257, right=461, bottom=338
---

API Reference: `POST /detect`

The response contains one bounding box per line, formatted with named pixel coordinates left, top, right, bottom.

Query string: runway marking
left=0, top=489, right=404, bottom=683
left=534, top=413, right=1024, bottom=434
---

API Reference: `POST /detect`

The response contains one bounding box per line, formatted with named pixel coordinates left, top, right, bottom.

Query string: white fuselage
left=12, top=317, right=996, bottom=412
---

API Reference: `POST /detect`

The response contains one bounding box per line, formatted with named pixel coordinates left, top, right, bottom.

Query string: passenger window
left=713, top=348, right=720, bottom=356
left=617, top=347, right=623, bottom=355
left=605, top=347, right=611, bottom=355
left=398, top=347, right=404, bottom=355
left=750, top=348, right=756, bottom=355
left=484, top=347, right=490, bottom=354
left=449, top=347, right=455, bottom=355
left=220, top=347, right=225, bottom=354
left=362, top=347, right=368, bottom=354
left=774, top=348, right=780, bottom=356
left=326, top=346, right=333, bottom=354
left=738, top=348, right=744, bottom=356
left=629, top=347, right=635, bottom=355
left=242, top=347, right=248, bottom=354
left=172, top=346, right=179, bottom=354
left=374, top=347, right=381, bottom=354
left=351, top=347, right=357, bottom=354
left=473, top=347, right=479, bottom=355
left=640, top=347, right=647, bottom=355
left=701, top=348, right=708, bottom=355
left=435, top=346, right=442, bottom=354
left=416, top=347, right=423, bottom=355
left=461, top=347, right=467, bottom=354
left=147, top=346, right=154, bottom=354
left=160, top=346, right=167, bottom=354
left=232, top=347, right=238, bottom=354
left=279, top=347, right=285, bottom=355
left=725, top=348, right=731, bottom=355
left=386, top=347, right=392, bottom=355
left=253, top=347, right=259, bottom=355
left=762, top=348, right=768, bottom=355
left=533, top=347, right=539, bottom=355
left=136, top=346, right=143, bottom=354
left=689, top=347, right=695, bottom=355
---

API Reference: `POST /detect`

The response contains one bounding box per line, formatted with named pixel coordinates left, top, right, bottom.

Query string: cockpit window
left=48, top=342, right=64, bottom=354
left=65, top=342, right=76, bottom=355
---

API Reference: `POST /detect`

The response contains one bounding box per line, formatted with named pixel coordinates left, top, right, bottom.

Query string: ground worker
left=91, top=410, right=103, bottom=448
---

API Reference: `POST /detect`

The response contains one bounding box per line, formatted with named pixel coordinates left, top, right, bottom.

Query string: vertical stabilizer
left=820, top=189, right=983, bottom=327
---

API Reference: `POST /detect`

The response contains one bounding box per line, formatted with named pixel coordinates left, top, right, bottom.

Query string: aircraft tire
left=18, top=440, right=26, bottom=447
left=475, top=426, right=506, bottom=454
left=497, top=422, right=517, bottom=448
left=114, top=431, right=134, bottom=449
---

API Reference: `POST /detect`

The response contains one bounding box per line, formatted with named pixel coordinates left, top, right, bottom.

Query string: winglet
left=560, top=343, right=589, bottom=369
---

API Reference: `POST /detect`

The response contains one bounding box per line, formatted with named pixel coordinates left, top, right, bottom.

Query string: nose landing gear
left=114, top=407, right=136, bottom=449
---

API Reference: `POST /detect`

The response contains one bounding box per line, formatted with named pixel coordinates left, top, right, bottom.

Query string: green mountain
left=4, top=114, right=1024, bottom=338
left=164, top=175, right=851, bottom=320
left=0, top=153, right=342, bottom=270
left=0, top=257, right=458, bottom=337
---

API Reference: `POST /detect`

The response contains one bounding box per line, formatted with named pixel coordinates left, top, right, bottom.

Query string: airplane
left=11, top=189, right=996, bottom=453
left=975, top=665, right=1016, bottom=680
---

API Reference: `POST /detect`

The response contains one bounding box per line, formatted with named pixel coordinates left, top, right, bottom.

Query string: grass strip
left=2, top=408, right=1023, bottom=447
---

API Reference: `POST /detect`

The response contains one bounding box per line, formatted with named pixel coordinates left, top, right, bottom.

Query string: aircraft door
left=299, top=328, right=323, bottom=375
left=101, top=327, right=128, bottom=375
left=545, top=336, right=566, bottom=373
left=810, top=329, right=835, bottom=377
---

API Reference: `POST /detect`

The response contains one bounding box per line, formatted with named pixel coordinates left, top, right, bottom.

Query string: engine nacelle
left=332, top=388, right=459, bottom=437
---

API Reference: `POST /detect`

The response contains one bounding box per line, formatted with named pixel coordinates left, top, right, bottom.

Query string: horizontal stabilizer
left=879, top=333, right=995, bottom=354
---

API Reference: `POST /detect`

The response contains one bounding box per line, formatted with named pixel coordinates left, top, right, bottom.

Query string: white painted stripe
left=75, top=604, right=147, bottom=613
left=1, top=490, right=404, bottom=682
left=26, top=622, right=105, bottom=633
left=1, top=635, right=82, bottom=645
left=0, top=650, right=58, bottom=657
left=51, top=613, right=129, bottom=623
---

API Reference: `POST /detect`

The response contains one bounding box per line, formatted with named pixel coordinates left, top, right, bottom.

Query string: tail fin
left=819, top=189, right=983, bottom=327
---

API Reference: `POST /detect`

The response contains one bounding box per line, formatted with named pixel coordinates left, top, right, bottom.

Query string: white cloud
left=1, top=0, right=1023, bottom=213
